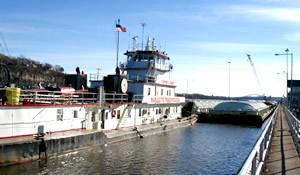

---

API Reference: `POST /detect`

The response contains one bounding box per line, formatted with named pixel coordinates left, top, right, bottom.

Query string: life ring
left=112, top=109, right=116, bottom=117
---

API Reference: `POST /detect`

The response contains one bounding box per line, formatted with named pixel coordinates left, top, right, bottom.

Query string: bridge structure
left=238, top=104, right=300, bottom=175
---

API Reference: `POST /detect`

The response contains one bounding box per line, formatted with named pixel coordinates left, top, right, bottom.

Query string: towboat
left=0, top=37, right=185, bottom=139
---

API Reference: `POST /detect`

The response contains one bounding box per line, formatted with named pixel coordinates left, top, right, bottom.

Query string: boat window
left=98, top=113, right=101, bottom=121
left=167, top=90, right=169, bottom=96
left=139, top=108, right=142, bottom=117
left=138, top=55, right=142, bottom=61
left=91, top=112, right=96, bottom=122
left=127, top=55, right=132, bottom=61
left=161, top=89, right=163, bottom=96
left=105, top=112, right=108, bottom=120
left=143, top=55, right=148, bottom=61
left=57, top=109, right=63, bottom=121
left=149, top=56, right=154, bottom=61
left=74, top=110, right=78, bottom=118
left=148, top=87, right=151, bottom=96
left=117, top=110, right=121, bottom=119
left=143, top=109, right=147, bottom=116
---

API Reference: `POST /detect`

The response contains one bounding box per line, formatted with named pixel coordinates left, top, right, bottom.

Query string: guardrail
left=284, top=106, right=300, bottom=154
left=132, top=95, right=143, bottom=103
left=104, top=93, right=128, bottom=103
left=238, top=105, right=279, bottom=175
left=0, top=88, right=131, bottom=105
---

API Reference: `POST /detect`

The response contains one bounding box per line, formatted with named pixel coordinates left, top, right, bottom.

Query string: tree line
left=0, top=53, right=64, bottom=72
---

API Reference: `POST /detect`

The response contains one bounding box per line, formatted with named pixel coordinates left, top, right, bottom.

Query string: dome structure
left=213, top=101, right=268, bottom=112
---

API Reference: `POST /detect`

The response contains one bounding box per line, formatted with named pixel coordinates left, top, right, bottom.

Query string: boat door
left=101, top=109, right=105, bottom=129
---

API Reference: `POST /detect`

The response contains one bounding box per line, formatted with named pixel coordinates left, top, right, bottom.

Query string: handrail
left=238, top=105, right=279, bottom=175
left=132, top=95, right=143, bottom=103
left=283, top=106, right=300, bottom=154
left=103, top=93, right=128, bottom=103
left=0, top=88, right=119, bottom=105
left=0, top=88, right=133, bottom=105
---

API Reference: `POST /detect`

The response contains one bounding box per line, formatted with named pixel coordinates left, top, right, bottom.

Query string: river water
left=0, top=120, right=270, bottom=175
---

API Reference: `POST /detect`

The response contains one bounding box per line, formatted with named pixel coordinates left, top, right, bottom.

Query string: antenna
left=96, top=68, right=101, bottom=80
left=128, top=31, right=130, bottom=50
left=141, top=23, right=146, bottom=50
left=132, top=36, right=138, bottom=51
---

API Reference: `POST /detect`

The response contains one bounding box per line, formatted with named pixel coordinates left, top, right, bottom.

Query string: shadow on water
left=0, top=119, right=270, bottom=175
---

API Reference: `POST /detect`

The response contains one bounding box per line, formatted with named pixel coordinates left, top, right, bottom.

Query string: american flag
left=116, top=24, right=127, bottom=32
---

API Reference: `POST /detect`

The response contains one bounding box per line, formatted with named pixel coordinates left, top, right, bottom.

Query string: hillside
left=0, top=54, right=65, bottom=88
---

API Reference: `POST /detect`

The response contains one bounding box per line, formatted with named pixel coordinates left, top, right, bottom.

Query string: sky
left=0, top=0, right=299, bottom=97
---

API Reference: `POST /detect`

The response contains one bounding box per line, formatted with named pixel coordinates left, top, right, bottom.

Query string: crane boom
left=246, top=54, right=264, bottom=95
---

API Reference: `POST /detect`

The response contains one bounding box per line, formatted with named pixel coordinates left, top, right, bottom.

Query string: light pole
left=228, top=61, right=231, bottom=98
left=185, top=79, right=188, bottom=94
left=275, top=49, right=293, bottom=108
left=277, top=71, right=285, bottom=98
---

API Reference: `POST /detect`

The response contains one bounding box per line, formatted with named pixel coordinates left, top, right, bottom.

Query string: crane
left=246, top=54, right=264, bottom=96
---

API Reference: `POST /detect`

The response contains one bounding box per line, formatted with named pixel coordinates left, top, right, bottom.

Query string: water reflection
left=0, top=121, right=268, bottom=174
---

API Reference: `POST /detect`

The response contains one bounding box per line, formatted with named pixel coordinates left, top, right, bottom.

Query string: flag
left=116, top=24, right=127, bottom=32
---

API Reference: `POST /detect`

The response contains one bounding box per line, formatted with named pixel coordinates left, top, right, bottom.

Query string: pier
left=264, top=105, right=300, bottom=175
left=238, top=104, right=300, bottom=174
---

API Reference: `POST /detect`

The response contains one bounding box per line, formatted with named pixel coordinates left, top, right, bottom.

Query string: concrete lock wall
left=0, top=117, right=196, bottom=166
left=0, top=132, right=107, bottom=166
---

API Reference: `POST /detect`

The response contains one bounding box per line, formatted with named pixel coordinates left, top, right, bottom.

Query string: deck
left=264, top=105, right=300, bottom=175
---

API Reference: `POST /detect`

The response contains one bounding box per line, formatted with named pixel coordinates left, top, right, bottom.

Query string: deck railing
left=284, top=106, right=300, bottom=154
left=0, top=88, right=131, bottom=105
left=238, top=105, right=279, bottom=175
left=131, top=95, right=143, bottom=103
left=104, top=93, right=128, bottom=103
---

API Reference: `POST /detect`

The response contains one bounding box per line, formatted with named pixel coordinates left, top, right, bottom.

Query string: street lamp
left=277, top=71, right=285, bottom=98
left=185, top=79, right=188, bottom=94
left=228, top=61, right=231, bottom=98
left=275, top=49, right=293, bottom=109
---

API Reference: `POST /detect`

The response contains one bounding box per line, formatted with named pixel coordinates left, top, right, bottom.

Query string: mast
left=141, top=23, right=146, bottom=50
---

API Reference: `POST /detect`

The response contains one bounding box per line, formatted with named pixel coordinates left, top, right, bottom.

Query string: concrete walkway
left=264, top=105, right=300, bottom=175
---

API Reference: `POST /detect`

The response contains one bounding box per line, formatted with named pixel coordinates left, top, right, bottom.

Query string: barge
left=184, top=99, right=277, bottom=125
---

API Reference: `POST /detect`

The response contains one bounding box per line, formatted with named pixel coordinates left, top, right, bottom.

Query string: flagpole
left=116, top=19, right=120, bottom=69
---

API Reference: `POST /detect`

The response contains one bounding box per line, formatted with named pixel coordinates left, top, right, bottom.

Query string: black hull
left=197, top=114, right=267, bottom=126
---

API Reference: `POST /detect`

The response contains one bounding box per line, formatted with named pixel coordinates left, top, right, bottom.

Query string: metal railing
left=132, top=95, right=143, bottom=103
left=0, top=88, right=144, bottom=105
left=1, top=88, right=98, bottom=105
left=103, top=93, right=128, bottom=103
left=238, top=105, right=279, bottom=175
left=284, top=106, right=300, bottom=154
